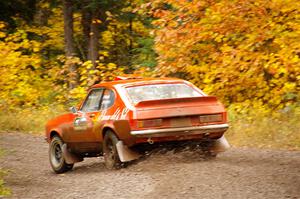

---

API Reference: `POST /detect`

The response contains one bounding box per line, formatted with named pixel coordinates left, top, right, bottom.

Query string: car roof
left=91, top=78, right=186, bottom=89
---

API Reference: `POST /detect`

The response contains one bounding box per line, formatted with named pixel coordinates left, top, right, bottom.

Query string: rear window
left=126, top=83, right=202, bottom=104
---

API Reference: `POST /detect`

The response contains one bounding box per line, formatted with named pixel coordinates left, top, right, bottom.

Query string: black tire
left=49, top=136, right=74, bottom=173
left=103, top=131, right=122, bottom=169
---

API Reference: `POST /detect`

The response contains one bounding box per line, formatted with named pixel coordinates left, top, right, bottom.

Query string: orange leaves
left=152, top=0, right=300, bottom=110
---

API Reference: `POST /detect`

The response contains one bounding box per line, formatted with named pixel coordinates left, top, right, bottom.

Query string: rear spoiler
left=135, top=96, right=219, bottom=108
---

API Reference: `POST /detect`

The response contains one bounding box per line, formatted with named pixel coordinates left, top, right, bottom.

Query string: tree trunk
left=81, top=0, right=92, bottom=60
left=88, top=14, right=100, bottom=69
left=86, top=14, right=100, bottom=86
left=82, top=3, right=107, bottom=86
left=63, top=0, right=77, bottom=89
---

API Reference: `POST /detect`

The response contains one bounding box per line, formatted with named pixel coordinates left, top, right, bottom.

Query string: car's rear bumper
left=130, top=123, right=229, bottom=138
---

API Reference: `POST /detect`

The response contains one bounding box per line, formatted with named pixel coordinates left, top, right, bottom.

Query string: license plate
left=199, top=114, right=222, bottom=123
left=170, top=117, right=192, bottom=127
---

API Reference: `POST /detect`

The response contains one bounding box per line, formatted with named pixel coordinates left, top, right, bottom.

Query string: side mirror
left=70, top=106, right=78, bottom=114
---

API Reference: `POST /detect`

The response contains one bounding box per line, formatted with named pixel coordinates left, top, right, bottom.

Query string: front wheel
left=103, top=131, right=122, bottom=169
left=49, top=136, right=74, bottom=173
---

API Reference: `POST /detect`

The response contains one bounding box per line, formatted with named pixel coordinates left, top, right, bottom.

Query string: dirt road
left=0, top=132, right=299, bottom=199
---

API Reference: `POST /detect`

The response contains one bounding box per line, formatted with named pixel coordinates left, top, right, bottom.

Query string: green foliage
left=99, top=0, right=157, bottom=72
left=132, top=37, right=157, bottom=68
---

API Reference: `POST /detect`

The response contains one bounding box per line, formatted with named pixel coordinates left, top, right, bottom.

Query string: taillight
left=137, top=119, right=163, bottom=128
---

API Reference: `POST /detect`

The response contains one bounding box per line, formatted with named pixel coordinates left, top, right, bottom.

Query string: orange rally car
left=45, top=77, right=230, bottom=173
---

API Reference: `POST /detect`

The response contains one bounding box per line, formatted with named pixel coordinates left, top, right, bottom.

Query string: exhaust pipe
left=147, top=138, right=154, bottom=144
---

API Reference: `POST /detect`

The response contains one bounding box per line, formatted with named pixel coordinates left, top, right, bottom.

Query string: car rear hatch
left=131, top=96, right=227, bottom=130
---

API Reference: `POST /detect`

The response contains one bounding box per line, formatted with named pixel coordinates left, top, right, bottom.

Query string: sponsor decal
left=120, top=108, right=129, bottom=120
left=98, top=107, right=129, bottom=121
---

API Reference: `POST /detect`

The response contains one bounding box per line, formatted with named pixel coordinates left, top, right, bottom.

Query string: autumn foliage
left=151, top=0, right=299, bottom=112
left=0, top=0, right=298, bottom=129
left=0, top=0, right=298, bottom=112
left=0, top=1, right=151, bottom=107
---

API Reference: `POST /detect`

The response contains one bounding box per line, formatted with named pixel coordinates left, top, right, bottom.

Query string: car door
left=70, top=88, right=104, bottom=143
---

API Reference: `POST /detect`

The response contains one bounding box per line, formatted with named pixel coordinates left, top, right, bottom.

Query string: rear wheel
left=103, top=131, right=122, bottom=169
left=49, top=136, right=74, bottom=173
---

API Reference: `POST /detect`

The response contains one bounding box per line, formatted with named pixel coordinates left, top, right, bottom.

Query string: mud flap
left=62, top=144, right=83, bottom=164
left=116, top=141, right=141, bottom=162
left=210, top=135, right=230, bottom=153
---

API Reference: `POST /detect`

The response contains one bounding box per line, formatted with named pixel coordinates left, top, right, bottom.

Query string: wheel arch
left=48, top=129, right=63, bottom=141
left=50, top=131, right=59, bottom=138
left=100, top=120, right=133, bottom=146
left=102, top=126, right=119, bottom=139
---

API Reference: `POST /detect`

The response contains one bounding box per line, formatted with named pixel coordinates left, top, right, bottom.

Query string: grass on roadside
left=0, top=105, right=66, bottom=134
left=226, top=107, right=300, bottom=150
left=0, top=149, right=11, bottom=197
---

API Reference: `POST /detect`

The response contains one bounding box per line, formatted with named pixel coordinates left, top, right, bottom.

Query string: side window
left=81, top=89, right=104, bottom=112
left=100, top=89, right=115, bottom=110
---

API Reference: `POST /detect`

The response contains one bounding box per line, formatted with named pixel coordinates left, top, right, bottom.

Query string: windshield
left=126, top=83, right=202, bottom=104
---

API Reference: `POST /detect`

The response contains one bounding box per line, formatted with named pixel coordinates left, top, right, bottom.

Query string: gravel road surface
left=0, top=132, right=299, bottom=199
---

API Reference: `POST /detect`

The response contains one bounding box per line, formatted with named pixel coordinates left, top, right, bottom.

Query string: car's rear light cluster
left=137, top=119, right=163, bottom=128
left=199, top=114, right=222, bottom=123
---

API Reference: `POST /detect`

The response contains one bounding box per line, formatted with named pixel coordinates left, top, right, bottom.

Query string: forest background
left=0, top=0, right=299, bottom=149
left=0, top=0, right=299, bottom=195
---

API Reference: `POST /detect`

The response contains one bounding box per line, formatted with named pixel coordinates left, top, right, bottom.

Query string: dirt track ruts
left=0, top=132, right=300, bottom=199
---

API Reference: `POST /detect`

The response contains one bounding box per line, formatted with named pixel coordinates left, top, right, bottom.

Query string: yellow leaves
left=100, top=51, right=109, bottom=57
left=220, top=44, right=232, bottom=53
left=0, top=0, right=150, bottom=107
left=88, top=70, right=96, bottom=75
left=153, top=0, right=300, bottom=111
left=0, top=20, right=52, bottom=107
left=283, top=82, right=296, bottom=92
left=105, top=11, right=113, bottom=17
left=107, top=63, right=117, bottom=70
left=92, top=19, right=102, bottom=24
left=69, top=87, right=86, bottom=100
left=74, top=60, right=123, bottom=95
left=0, top=22, right=5, bottom=29
left=0, top=32, right=6, bottom=38
left=291, top=55, right=299, bottom=63
left=215, top=34, right=223, bottom=43
left=203, top=76, right=212, bottom=84
left=82, top=60, right=93, bottom=69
